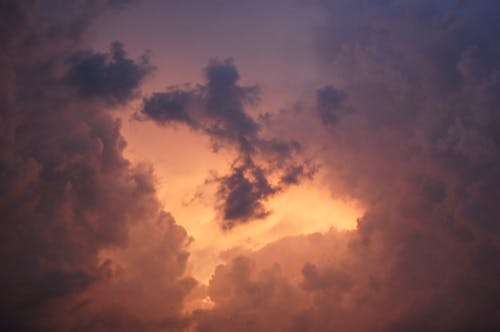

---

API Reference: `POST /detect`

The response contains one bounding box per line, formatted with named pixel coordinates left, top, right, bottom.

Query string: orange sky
left=4, top=2, right=499, bottom=331
left=120, top=115, right=363, bottom=283
left=95, top=4, right=366, bottom=283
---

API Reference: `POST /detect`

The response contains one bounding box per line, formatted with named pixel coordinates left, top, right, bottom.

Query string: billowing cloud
left=0, top=1, right=193, bottom=331
left=140, top=59, right=314, bottom=229
left=3, top=0, right=500, bottom=331
left=192, top=1, right=500, bottom=331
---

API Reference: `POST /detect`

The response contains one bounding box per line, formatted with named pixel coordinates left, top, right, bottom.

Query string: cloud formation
left=2, top=0, right=500, bottom=331
left=0, top=1, right=193, bottom=331
left=192, top=1, right=500, bottom=331
left=316, top=85, right=348, bottom=126
left=66, top=41, right=153, bottom=103
left=140, top=59, right=313, bottom=229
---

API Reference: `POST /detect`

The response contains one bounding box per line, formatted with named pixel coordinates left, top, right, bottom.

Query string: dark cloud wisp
left=140, top=59, right=313, bottom=229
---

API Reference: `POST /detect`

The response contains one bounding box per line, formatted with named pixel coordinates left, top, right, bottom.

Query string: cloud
left=3, top=1, right=500, bottom=331
left=140, top=59, right=314, bottom=229
left=66, top=41, right=153, bottom=104
left=316, top=85, right=348, bottom=126
left=194, top=255, right=308, bottom=332
left=216, top=157, right=276, bottom=228
left=0, top=1, right=194, bottom=331
left=192, top=1, right=500, bottom=331
left=141, top=59, right=260, bottom=148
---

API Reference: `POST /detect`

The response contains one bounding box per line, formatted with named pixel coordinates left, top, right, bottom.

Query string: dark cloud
left=316, top=85, right=348, bottom=125
left=142, top=89, right=195, bottom=126
left=279, top=164, right=310, bottom=186
left=216, top=158, right=276, bottom=228
left=140, top=59, right=313, bottom=229
left=66, top=41, right=153, bottom=104
left=203, top=59, right=260, bottom=141
left=141, top=59, right=260, bottom=149
left=0, top=1, right=194, bottom=331
left=193, top=1, right=500, bottom=331
left=3, top=0, right=500, bottom=331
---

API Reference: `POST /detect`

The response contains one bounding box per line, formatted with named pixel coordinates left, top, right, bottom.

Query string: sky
left=1, top=1, right=499, bottom=332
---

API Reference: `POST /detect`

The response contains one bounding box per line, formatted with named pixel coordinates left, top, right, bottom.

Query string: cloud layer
left=191, top=0, right=500, bottom=331
left=0, top=1, right=193, bottom=331
left=1, top=0, right=500, bottom=331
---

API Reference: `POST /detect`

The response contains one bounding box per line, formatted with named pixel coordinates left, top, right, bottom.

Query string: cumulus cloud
left=0, top=1, right=193, bottom=331
left=3, top=0, right=500, bottom=331
left=194, top=255, right=308, bottom=332
left=140, top=59, right=314, bottom=229
left=192, top=1, right=500, bottom=331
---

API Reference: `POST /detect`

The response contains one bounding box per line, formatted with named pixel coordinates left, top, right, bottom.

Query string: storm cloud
left=192, top=1, right=500, bottom=331
left=2, top=0, right=500, bottom=331
left=0, top=1, right=193, bottom=331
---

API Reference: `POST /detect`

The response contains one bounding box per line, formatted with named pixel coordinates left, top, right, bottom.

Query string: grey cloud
left=203, top=59, right=260, bottom=141
left=142, top=90, right=195, bottom=126
left=216, top=158, right=276, bottom=228
left=66, top=41, right=153, bottom=104
left=141, top=59, right=260, bottom=148
left=316, top=85, right=348, bottom=125
left=194, top=1, right=500, bottom=331
left=141, top=59, right=313, bottom=229
left=0, top=1, right=194, bottom=331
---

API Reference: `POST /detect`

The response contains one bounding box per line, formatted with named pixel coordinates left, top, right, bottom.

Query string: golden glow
left=184, top=183, right=362, bottom=283
left=122, top=118, right=363, bottom=283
